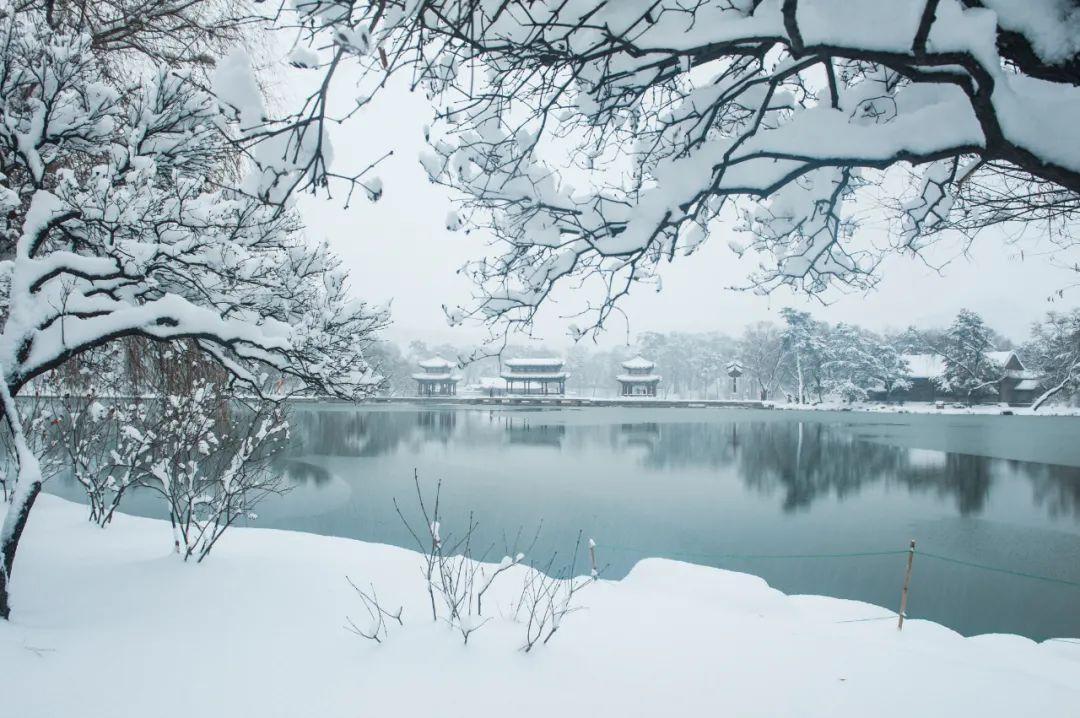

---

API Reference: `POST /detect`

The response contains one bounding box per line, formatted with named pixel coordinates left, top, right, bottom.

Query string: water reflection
left=47, top=405, right=1080, bottom=639
left=275, top=408, right=1080, bottom=521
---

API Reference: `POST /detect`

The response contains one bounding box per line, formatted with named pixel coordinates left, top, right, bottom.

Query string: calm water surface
left=47, top=404, right=1080, bottom=640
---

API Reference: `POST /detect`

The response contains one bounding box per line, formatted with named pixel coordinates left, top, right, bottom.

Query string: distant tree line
left=375, top=308, right=1080, bottom=408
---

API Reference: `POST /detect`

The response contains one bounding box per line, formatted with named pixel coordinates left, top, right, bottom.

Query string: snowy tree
left=866, top=340, right=912, bottom=400
left=738, top=322, right=787, bottom=401
left=303, top=1, right=1080, bottom=342
left=822, top=324, right=910, bottom=401
left=1023, top=310, right=1080, bottom=410
left=779, top=309, right=828, bottom=403
left=0, top=2, right=388, bottom=618
left=936, top=309, right=1001, bottom=402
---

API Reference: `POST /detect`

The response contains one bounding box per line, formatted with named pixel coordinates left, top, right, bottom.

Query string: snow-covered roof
left=411, top=372, right=460, bottom=381
left=418, top=356, right=455, bottom=369
left=504, top=357, right=564, bottom=368
left=1014, top=378, right=1041, bottom=391
left=902, top=351, right=1025, bottom=380
left=621, top=355, right=655, bottom=370
left=616, top=374, right=661, bottom=383
left=499, top=371, right=569, bottom=380
left=986, top=351, right=1023, bottom=370
left=901, top=354, right=946, bottom=380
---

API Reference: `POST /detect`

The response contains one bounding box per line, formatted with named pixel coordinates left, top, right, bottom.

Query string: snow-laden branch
left=307, top=0, right=1080, bottom=341
left=0, top=9, right=388, bottom=401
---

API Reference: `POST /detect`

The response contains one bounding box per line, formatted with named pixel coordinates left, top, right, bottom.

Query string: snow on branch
left=0, top=4, right=388, bottom=401
left=305, top=0, right=1080, bottom=341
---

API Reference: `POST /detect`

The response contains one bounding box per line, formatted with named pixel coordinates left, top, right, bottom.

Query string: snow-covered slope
left=1, top=495, right=1077, bottom=717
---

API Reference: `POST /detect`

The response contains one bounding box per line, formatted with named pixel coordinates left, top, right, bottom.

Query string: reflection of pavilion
left=416, top=410, right=457, bottom=437
left=502, top=414, right=566, bottom=447
left=614, top=422, right=662, bottom=450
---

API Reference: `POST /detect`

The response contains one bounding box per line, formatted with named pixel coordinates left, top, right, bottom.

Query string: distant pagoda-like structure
left=616, top=356, right=660, bottom=397
left=501, top=358, right=567, bottom=395
left=412, top=357, right=460, bottom=396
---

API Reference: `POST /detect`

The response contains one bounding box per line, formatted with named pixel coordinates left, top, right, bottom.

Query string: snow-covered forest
left=1, top=1, right=1079, bottom=716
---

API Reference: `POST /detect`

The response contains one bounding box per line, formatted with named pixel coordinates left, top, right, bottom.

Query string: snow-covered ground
left=2, top=495, right=1078, bottom=717
left=770, top=400, right=1080, bottom=416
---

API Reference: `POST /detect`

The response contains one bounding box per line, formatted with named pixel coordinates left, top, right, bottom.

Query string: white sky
left=293, top=72, right=1079, bottom=350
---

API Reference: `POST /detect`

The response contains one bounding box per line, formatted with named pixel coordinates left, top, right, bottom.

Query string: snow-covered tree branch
left=1023, top=309, right=1080, bottom=410
left=307, top=0, right=1080, bottom=340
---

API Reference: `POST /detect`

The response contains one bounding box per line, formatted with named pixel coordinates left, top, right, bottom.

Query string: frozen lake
left=47, top=404, right=1080, bottom=640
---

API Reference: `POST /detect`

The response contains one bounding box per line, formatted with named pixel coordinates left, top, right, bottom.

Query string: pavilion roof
left=418, top=356, right=455, bottom=369
left=411, top=372, right=460, bottom=381
left=499, top=370, right=569, bottom=380
left=621, top=355, right=655, bottom=370
left=616, top=373, right=661, bottom=383
left=504, top=357, right=564, bottom=368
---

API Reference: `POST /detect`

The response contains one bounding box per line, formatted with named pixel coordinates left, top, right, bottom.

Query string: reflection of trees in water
left=1019, top=461, right=1080, bottom=519
left=894, top=453, right=993, bottom=516
left=281, top=409, right=1080, bottom=519
left=277, top=460, right=333, bottom=486
left=626, top=420, right=1080, bottom=517
left=631, top=422, right=735, bottom=468
left=735, top=422, right=911, bottom=512
left=286, top=409, right=461, bottom=457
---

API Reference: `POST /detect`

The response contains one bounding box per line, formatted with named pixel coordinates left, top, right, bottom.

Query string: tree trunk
left=796, top=353, right=804, bottom=404
left=0, top=481, right=41, bottom=620
left=0, top=369, right=44, bottom=620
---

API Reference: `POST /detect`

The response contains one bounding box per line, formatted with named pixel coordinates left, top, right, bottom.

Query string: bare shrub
left=344, top=578, right=403, bottom=644
left=391, top=470, right=598, bottom=648
left=515, top=532, right=600, bottom=653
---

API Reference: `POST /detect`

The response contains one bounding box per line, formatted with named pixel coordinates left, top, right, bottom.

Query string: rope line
left=603, top=544, right=907, bottom=561
left=918, top=551, right=1080, bottom=588
left=600, top=544, right=1080, bottom=589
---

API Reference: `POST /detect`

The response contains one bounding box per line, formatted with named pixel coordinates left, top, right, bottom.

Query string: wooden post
left=897, top=539, right=916, bottom=631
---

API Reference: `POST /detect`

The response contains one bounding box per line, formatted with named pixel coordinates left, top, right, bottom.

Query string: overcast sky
left=294, top=74, right=1080, bottom=351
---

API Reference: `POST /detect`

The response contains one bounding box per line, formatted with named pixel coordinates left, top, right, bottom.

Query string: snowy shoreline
left=2, top=495, right=1078, bottom=717
left=770, top=400, right=1080, bottom=417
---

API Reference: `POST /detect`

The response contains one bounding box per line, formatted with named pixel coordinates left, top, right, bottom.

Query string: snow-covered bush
left=122, top=377, right=289, bottom=562
left=55, top=397, right=148, bottom=527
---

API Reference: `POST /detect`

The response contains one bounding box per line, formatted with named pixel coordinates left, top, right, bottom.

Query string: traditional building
left=616, top=356, right=661, bottom=397
left=466, top=377, right=508, bottom=397
left=887, top=351, right=1041, bottom=405
left=501, top=358, right=568, bottom=395
left=411, top=357, right=460, bottom=396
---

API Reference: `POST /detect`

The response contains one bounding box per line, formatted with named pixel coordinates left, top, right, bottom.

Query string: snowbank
left=2, top=495, right=1078, bottom=717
